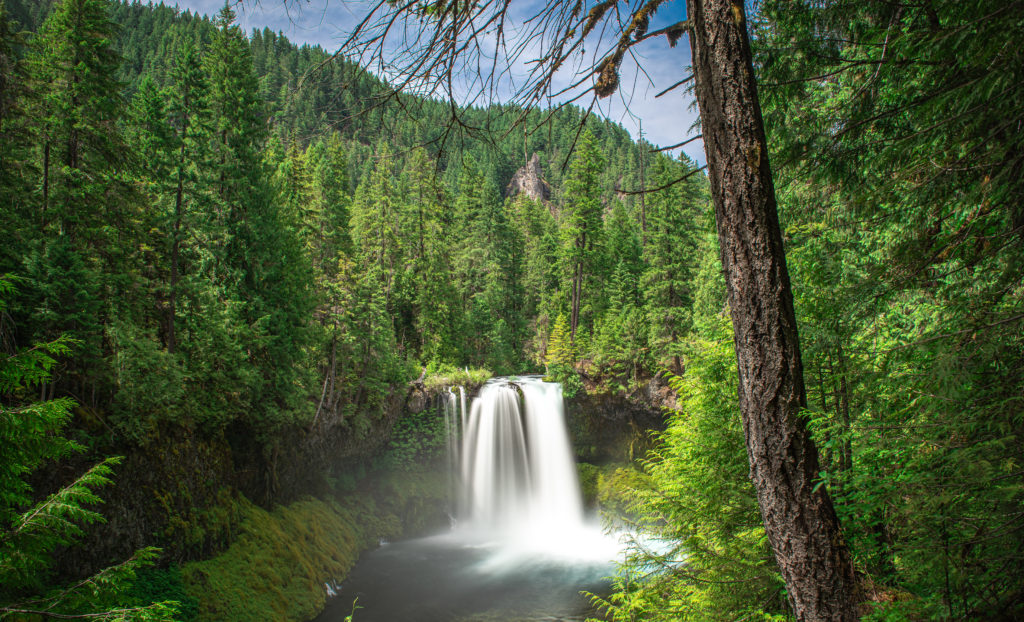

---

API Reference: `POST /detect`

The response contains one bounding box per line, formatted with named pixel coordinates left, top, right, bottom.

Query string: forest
left=0, top=0, right=1021, bottom=620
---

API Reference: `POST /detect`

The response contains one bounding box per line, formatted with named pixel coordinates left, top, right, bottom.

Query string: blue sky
left=170, top=0, right=704, bottom=164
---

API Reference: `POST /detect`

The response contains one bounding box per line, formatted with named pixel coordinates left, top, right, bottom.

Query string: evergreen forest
left=0, top=0, right=1021, bottom=620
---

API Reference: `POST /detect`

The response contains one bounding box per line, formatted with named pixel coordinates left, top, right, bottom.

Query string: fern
left=0, top=276, right=178, bottom=620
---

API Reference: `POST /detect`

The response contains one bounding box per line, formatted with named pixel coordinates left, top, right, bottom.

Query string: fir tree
left=559, top=129, right=605, bottom=344
left=165, top=42, right=210, bottom=354
left=0, top=0, right=33, bottom=267
left=30, top=0, right=128, bottom=241
left=25, top=0, right=132, bottom=394
left=641, top=156, right=703, bottom=372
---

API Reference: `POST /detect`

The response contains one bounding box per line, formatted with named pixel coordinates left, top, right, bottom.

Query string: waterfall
left=442, top=388, right=460, bottom=520
left=454, top=377, right=586, bottom=541
left=520, top=379, right=583, bottom=529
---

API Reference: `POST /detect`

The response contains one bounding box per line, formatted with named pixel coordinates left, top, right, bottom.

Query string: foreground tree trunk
left=686, top=1, right=859, bottom=619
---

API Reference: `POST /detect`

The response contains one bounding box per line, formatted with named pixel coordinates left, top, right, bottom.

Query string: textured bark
left=686, top=0, right=860, bottom=619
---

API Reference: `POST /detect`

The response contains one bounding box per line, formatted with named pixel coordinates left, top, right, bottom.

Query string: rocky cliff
left=565, top=374, right=677, bottom=464
left=505, top=153, right=551, bottom=203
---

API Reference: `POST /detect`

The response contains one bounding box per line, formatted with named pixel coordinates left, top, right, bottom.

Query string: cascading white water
left=442, top=388, right=460, bottom=517
left=451, top=376, right=608, bottom=562
left=519, top=379, right=583, bottom=529
left=460, top=382, right=532, bottom=529
left=316, top=377, right=623, bottom=621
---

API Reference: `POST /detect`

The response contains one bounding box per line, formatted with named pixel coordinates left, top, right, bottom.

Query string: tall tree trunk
left=170, top=162, right=183, bottom=354
left=836, top=342, right=853, bottom=475
left=41, top=140, right=49, bottom=223
left=169, top=106, right=188, bottom=355
left=686, top=1, right=859, bottom=619
left=570, top=255, right=583, bottom=342
left=639, top=121, right=647, bottom=247
left=570, top=230, right=586, bottom=343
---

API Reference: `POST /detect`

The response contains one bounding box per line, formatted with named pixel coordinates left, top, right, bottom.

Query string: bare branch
left=620, top=164, right=708, bottom=195
left=652, top=133, right=702, bottom=152
left=655, top=74, right=694, bottom=98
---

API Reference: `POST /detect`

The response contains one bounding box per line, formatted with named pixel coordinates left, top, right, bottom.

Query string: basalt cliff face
left=43, top=385, right=437, bottom=583
left=565, top=374, right=677, bottom=463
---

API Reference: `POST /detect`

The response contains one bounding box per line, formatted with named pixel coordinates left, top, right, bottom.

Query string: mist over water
left=317, top=377, right=622, bottom=622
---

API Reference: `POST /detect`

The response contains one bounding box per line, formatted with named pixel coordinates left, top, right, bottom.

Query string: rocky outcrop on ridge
left=505, top=152, right=551, bottom=202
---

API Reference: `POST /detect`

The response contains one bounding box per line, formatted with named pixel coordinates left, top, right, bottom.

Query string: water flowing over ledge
left=448, top=376, right=622, bottom=564
left=318, top=377, right=624, bottom=621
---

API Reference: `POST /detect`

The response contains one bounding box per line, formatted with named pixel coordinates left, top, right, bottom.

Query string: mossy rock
left=577, top=463, right=602, bottom=510
left=182, top=496, right=369, bottom=621
left=181, top=469, right=450, bottom=621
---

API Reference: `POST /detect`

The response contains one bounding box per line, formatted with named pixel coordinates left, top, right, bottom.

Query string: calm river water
left=314, top=530, right=616, bottom=622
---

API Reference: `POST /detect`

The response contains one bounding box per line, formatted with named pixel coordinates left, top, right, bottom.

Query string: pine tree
left=25, top=0, right=132, bottom=392
left=350, top=142, right=404, bottom=314
left=165, top=43, right=209, bottom=354
left=311, top=132, right=352, bottom=267
left=545, top=312, right=574, bottom=368
left=201, top=4, right=315, bottom=438
left=204, top=3, right=263, bottom=217
left=543, top=312, right=581, bottom=396
left=0, top=0, right=33, bottom=264
left=508, top=195, right=559, bottom=366
left=401, top=147, right=460, bottom=364
left=30, top=0, right=128, bottom=242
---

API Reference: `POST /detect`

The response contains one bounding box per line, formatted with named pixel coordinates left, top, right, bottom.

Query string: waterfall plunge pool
left=314, top=526, right=620, bottom=622
left=317, top=377, right=625, bottom=622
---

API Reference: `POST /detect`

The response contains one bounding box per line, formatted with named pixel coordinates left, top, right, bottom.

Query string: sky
left=170, top=0, right=704, bottom=164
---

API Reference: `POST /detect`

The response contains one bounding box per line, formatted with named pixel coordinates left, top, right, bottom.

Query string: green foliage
left=380, top=405, right=448, bottom=470
left=181, top=472, right=447, bottom=622
left=641, top=157, right=706, bottom=370
left=545, top=313, right=575, bottom=367
left=594, top=318, right=785, bottom=621
left=576, top=462, right=639, bottom=514
left=751, top=1, right=1024, bottom=616
left=545, top=312, right=584, bottom=397
left=131, top=567, right=199, bottom=621
left=559, top=130, right=607, bottom=342
left=421, top=364, right=492, bottom=392
left=181, top=496, right=372, bottom=622
left=1, top=277, right=178, bottom=620
left=1, top=0, right=707, bottom=464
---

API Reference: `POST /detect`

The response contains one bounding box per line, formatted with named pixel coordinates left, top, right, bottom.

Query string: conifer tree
left=450, top=153, right=489, bottom=323
left=508, top=195, right=559, bottom=365
left=165, top=43, right=209, bottom=354
left=401, top=147, right=460, bottom=364
left=311, top=132, right=352, bottom=267
left=0, top=278, right=177, bottom=621
left=26, top=0, right=132, bottom=395
left=545, top=312, right=574, bottom=368
left=642, top=156, right=703, bottom=372
left=31, top=0, right=127, bottom=241
left=204, top=4, right=262, bottom=217
left=0, top=1, right=33, bottom=272
left=543, top=312, right=582, bottom=396
left=559, top=129, right=605, bottom=344
left=604, top=200, right=643, bottom=311
left=350, top=143, right=403, bottom=311
left=201, top=4, right=315, bottom=437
